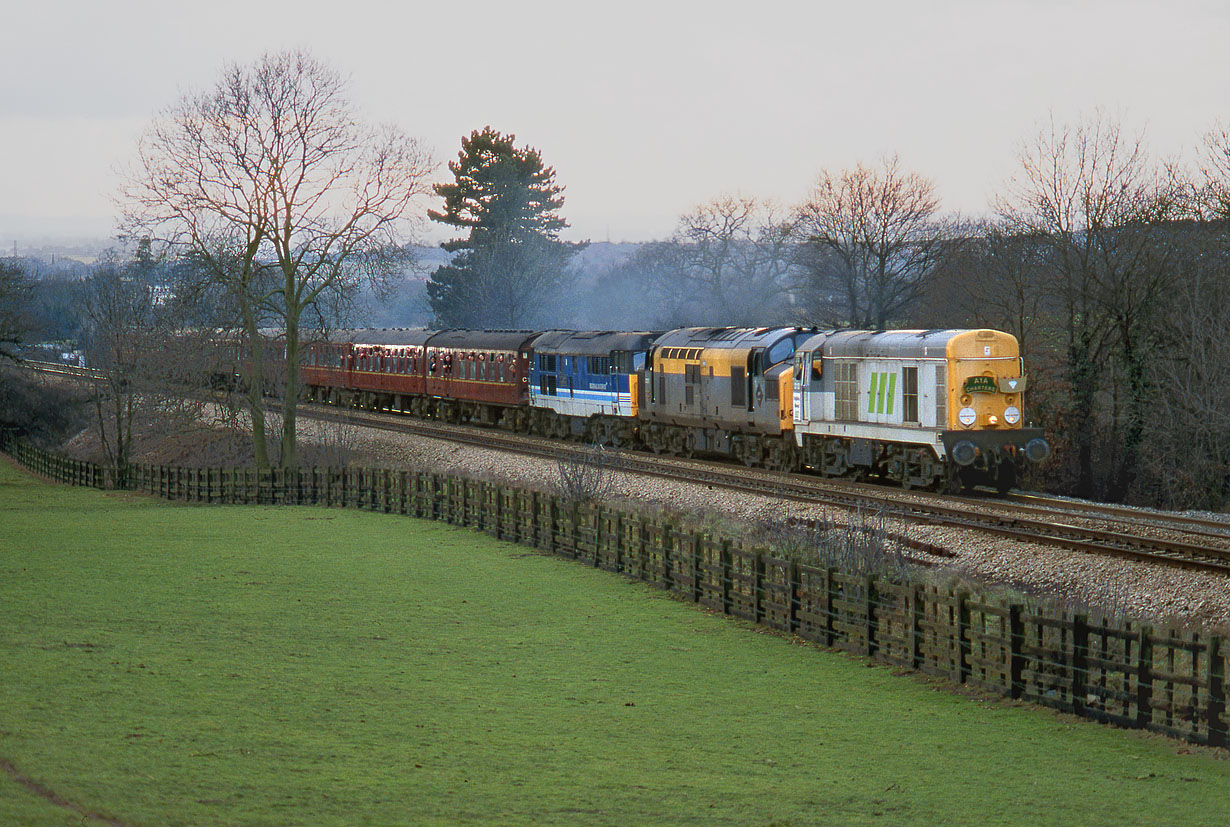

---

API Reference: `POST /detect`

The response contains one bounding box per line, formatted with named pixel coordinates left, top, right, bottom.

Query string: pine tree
left=427, top=127, right=581, bottom=327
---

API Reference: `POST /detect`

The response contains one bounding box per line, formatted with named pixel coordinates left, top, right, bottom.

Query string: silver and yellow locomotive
left=791, top=328, right=1049, bottom=492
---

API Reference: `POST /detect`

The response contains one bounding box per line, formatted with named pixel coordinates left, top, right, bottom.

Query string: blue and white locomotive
left=527, top=330, right=657, bottom=445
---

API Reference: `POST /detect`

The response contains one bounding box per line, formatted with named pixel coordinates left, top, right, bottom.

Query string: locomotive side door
left=793, top=352, right=809, bottom=423
left=748, top=348, right=764, bottom=421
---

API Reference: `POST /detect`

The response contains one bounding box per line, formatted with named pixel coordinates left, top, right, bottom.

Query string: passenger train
left=295, top=325, right=1049, bottom=493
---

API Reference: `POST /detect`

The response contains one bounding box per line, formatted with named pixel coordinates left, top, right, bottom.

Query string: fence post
left=864, top=574, right=877, bottom=658
left=488, top=482, right=500, bottom=535
left=956, top=590, right=970, bottom=685
left=1008, top=603, right=1024, bottom=700
left=787, top=559, right=799, bottom=635
left=907, top=583, right=922, bottom=670
left=1137, top=624, right=1154, bottom=731
left=752, top=553, right=765, bottom=624
left=822, top=567, right=838, bottom=647
left=544, top=496, right=557, bottom=554
left=1209, top=636, right=1226, bottom=748
left=1071, top=614, right=1089, bottom=716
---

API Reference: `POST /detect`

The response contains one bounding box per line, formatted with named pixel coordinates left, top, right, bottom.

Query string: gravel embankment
left=291, top=417, right=1230, bottom=633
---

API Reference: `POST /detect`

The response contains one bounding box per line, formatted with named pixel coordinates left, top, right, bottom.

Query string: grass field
left=1, top=458, right=1228, bottom=826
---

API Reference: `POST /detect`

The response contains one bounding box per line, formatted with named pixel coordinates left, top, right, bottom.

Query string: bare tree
left=1196, top=122, right=1230, bottom=220
left=670, top=195, right=794, bottom=325
left=0, top=258, right=32, bottom=362
left=997, top=113, right=1183, bottom=500
left=792, top=155, right=948, bottom=328
left=917, top=222, right=1058, bottom=355
left=81, top=254, right=213, bottom=485
left=582, top=241, right=692, bottom=328
left=122, top=50, right=434, bottom=469
left=1139, top=229, right=1230, bottom=509
left=1133, top=125, right=1230, bottom=509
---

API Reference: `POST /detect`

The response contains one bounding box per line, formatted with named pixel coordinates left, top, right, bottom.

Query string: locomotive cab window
left=612, top=351, right=636, bottom=373
left=766, top=338, right=795, bottom=366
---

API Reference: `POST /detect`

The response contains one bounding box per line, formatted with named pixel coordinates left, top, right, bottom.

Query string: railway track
left=1000, top=491, right=1230, bottom=540
left=298, top=401, right=1230, bottom=577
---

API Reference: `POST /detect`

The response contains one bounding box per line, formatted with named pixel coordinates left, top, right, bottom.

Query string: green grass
left=1, top=458, right=1228, bottom=826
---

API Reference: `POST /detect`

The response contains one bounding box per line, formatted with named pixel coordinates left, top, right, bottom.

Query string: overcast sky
left=3, top=0, right=1228, bottom=247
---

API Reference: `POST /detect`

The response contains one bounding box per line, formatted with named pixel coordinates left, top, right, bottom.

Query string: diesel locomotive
left=294, top=325, right=1049, bottom=493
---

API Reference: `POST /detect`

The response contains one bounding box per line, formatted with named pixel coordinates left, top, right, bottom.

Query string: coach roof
left=425, top=329, right=545, bottom=351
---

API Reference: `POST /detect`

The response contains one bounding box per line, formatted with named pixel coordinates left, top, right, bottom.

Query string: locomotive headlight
left=1003, top=406, right=1021, bottom=425
left=958, top=407, right=977, bottom=428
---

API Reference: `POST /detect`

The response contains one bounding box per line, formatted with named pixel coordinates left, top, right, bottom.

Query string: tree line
left=2, top=51, right=1228, bottom=512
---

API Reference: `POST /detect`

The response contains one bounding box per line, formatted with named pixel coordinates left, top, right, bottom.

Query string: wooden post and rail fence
left=3, top=433, right=1225, bottom=750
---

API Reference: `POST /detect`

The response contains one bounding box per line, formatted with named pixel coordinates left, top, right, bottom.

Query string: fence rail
left=2, top=433, right=1225, bottom=749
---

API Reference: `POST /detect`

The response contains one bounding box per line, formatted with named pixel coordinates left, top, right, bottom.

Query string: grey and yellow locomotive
left=791, top=328, right=1049, bottom=492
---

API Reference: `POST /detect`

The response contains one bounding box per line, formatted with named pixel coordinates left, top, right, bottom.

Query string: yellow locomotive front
left=941, top=329, right=1049, bottom=490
